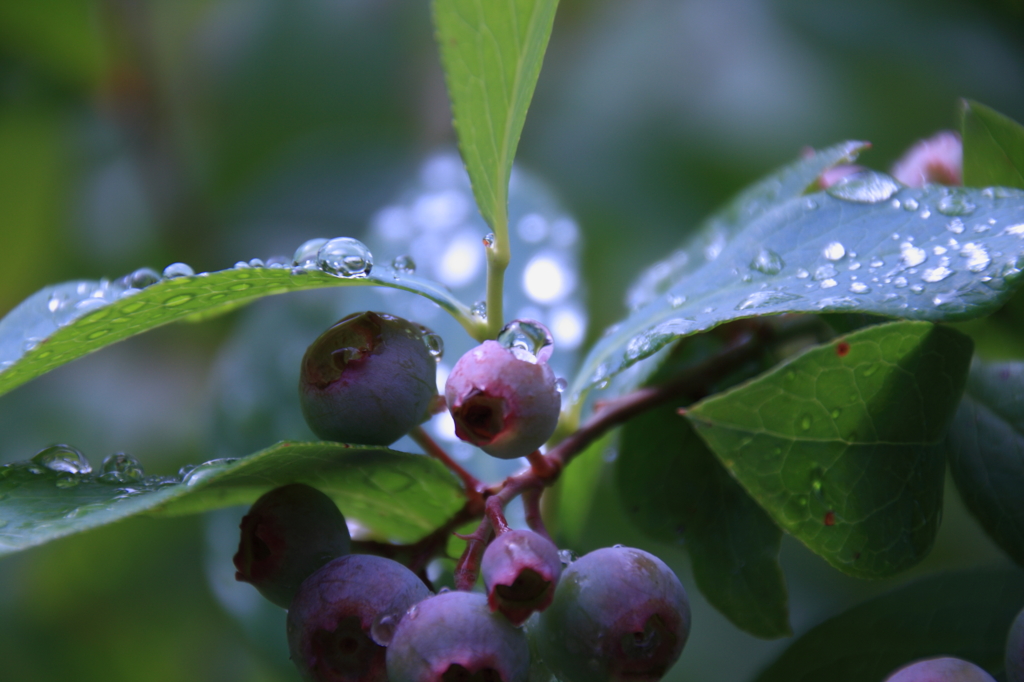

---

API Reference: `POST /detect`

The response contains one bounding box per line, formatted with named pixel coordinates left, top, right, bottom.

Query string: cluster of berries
left=234, top=483, right=691, bottom=682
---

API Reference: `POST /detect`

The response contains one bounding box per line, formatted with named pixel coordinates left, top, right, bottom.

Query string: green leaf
left=432, top=0, right=558, bottom=234
left=0, top=442, right=465, bottom=556
left=0, top=263, right=474, bottom=400
left=756, top=568, right=1024, bottom=682
left=947, top=360, right=1024, bottom=569
left=961, top=99, right=1024, bottom=190
left=619, top=404, right=791, bottom=639
left=571, top=166, right=1024, bottom=403
left=687, top=321, right=973, bottom=578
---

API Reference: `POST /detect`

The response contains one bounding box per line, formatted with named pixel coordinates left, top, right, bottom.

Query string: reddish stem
left=410, top=426, right=484, bottom=505
left=454, top=518, right=492, bottom=590
left=522, top=488, right=551, bottom=541
left=526, top=450, right=559, bottom=479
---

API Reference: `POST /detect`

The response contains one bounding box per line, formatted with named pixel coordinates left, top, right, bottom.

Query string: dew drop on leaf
left=822, top=242, right=846, bottom=261
left=750, top=248, right=785, bottom=275
left=936, top=190, right=976, bottom=217
left=292, top=237, right=329, bottom=268
left=162, top=262, right=194, bottom=279
left=98, top=452, right=145, bottom=484
left=31, top=444, right=92, bottom=475
left=391, top=254, right=416, bottom=275
left=317, top=237, right=373, bottom=278
left=826, top=171, right=901, bottom=203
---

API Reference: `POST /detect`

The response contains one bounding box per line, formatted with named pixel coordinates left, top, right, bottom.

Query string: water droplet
left=293, top=238, right=329, bottom=267
left=813, top=264, right=838, bottom=281
left=822, top=242, right=846, bottom=261
left=234, top=261, right=250, bottom=270
left=920, top=208, right=932, bottom=219
left=421, top=332, right=444, bottom=360
left=750, top=249, right=785, bottom=275
left=483, top=233, right=495, bottom=248
left=162, top=262, right=194, bottom=279
left=666, top=293, right=686, bottom=308
left=902, top=198, right=919, bottom=211
left=849, top=282, right=870, bottom=294
left=735, top=290, right=802, bottom=311
left=125, top=268, right=161, bottom=289
left=796, top=268, right=809, bottom=279
left=893, top=276, right=908, bottom=288
left=869, top=259, right=884, bottom=268
left=558, top=549, right=578, bottom=565
left=937, top=190, right=976, bottom=216
left=370, top=614, right=398, bottom=646
left=900, top=243, right=927, bottom=268
left=391, top=255, right=416, bottom=275
left=826, top=171, right=900, bottom=203
left=406, top=604, right=419, bottom=621
left=55, top=475, right=79, bottom=489
left=180, top=458, right=237, bottom=486
left=910, top=284, right=924, bottom=294
left=805, top=198, right=818, bottom=210
left=800, top=415, right=812, bottom=430
left=498, top=320, right=554, bottom=363
left=316, top=237, right=373, bottom=278
left=921, top=266, right=954, bottom=283
left=470, top=301, right=487, bottom=320
left=98, top=452, right=145, bottom=484
left=959, top=243, right=991, bottom=273
left=820, top=279, right=838, bottom=289
left=266, top=256, right=288, bottom=268
left=946, top=218, right=965, bottom=235
left=31, top=444, right=91, bottom=475
left=555, top=378, right=567, bottom=393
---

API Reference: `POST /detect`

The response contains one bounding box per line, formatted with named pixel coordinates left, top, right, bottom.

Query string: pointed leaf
left=571, top=171, right=1024, bottom=403
left=756, top=569, right=1024, bottom=682
left=947, top=360, right=1024, bottom=568
left=433, top=0, right=558, bottom=233
left=961, top=99, right=1024, bottom=190
left=0, top=442, right=465, bottom=556
left=687, top=321, right=973, bottom=578
left=0, top=263, right=473, bottom=399
left=619, top=403, right=791, bottom=639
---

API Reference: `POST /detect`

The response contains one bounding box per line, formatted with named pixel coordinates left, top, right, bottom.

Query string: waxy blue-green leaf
left=432, top=0, right=558, bottom=234
left=571, top=162, right=1024, bottom=405
left=947, top=360, right=1024, bottom=569
left=756, top=569, right=1024, bottom=682
left=0, top=442, right=465, bottom=557
left=619, top=404, right=791, bottom=639
left=687, top=321, right=973, bottom=578
left=0, top=262, right=473, bottom=399
left=961, top=99, right=1024, bottom=190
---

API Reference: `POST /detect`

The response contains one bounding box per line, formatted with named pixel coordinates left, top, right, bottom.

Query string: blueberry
left=1008, top=606, right=1024, bottom=682
left=233, top=483, right=351, bottom=608
left=534, top=546, right=690, bottom=682
left=481, top=530, right=562, bottom=626
left=883, top=657, right=996, bottom=681
left=445, top=341, right=560, bottom=459
left=287, top=554, right=432, bottom=682
left=299, top=311, right=438, bottom=446
left=386, top=590, right=530, bottom=682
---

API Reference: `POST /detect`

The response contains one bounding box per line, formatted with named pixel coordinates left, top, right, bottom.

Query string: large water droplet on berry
left=498, top=320, right=554, bottom=363
left=31, top=444, right=92, bottom=475
left=317, top=238, right=373, bottom=278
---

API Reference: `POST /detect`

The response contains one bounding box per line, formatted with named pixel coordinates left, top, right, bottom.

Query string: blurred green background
left=1, top=0, right=1023, bottom=680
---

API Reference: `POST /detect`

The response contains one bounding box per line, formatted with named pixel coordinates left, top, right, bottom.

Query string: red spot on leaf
left=824, top=511, right=836, bottom=526
left=836, top=342, right=850, bottom=357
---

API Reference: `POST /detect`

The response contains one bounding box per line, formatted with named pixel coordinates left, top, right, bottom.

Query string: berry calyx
left=386, top=590, right=530, bottom=682
left=534, top=546, right=690, bottom=682
left=299, top=311, right=438, bottom=446
left=481, top=529, right=562, bottom=625
left=233, top=483, right=351, bottom=608
left=287, top=554, right=432, bottom=682
left=445, top=330, right=560, bottom=460
left=883, top=657, right=996, bottom=681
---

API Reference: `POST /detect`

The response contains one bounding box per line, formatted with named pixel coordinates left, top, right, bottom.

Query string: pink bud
left=891, top=131, right=963, bottom=188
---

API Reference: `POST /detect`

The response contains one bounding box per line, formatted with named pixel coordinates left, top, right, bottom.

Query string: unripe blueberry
left=233, top=483, right=351, bottom=608
left=287, top=554, right=432, bottom=682
left=534, top=546, right=690, bottom=682
left=883, top=657, right=996, bottom=682
left=1008, top=606, right=1024, bottom=682
left=445, top=338, right=560, bottom=460
left=299, top=311, right=438, bottom=446
left=386, top=590, right=530, bottom=682
left=482, top=530, right=562, bottom=626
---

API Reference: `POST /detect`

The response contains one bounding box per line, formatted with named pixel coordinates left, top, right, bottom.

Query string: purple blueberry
left=445, top=340, right=560, bottom=459
left=287, top=554, right=432, bottom=682
left=233, top=483, right=351, bottom=608
left=1008, top=606, right=1024, bottom=682
left=299, top=311, right=438, bottom=446
left=534, top=546, right=690, bottom=682
left=481, top=530, right=562, bottom=626
left=386, top=590, right=530, bottom=682
left=883, top=657, right=996, bottom=681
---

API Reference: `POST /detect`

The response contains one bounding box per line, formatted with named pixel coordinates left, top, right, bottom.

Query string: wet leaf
left=0, top=262, right=473, bottom=400
left=947, top=360, right=1024, bottom=569
left=619, top=404, right=791, bottom=639
left=687, top=321, right=973, bottom=578
left=433, top=0, right=558, bottom=233
left=961, top=99, right=1024, bottom=190
left=0, top=442, right=465, bottom=556
left=756, top=569, right=1024, bottom=682
left=572, top=158, right=1024, bottom=402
